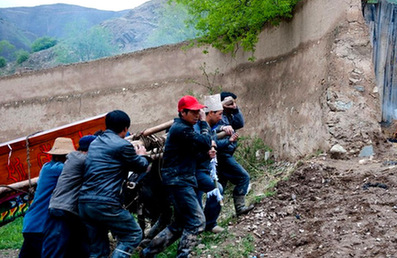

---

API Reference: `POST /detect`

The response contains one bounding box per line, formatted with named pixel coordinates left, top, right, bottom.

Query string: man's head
left=106, top=110, right=131, bottom=136
left=204, top=94, right=223, bottom=126
left=45, top=137, right=76, bottom=162
left=78, top=135, right=97, bottom=152
left=177, top=95, right=206, bottom=125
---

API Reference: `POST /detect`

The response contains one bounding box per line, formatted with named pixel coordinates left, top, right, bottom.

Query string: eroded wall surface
left=0, top=0, right=384, bottom=159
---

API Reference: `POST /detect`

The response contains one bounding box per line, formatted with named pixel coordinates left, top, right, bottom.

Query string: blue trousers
left=196, top=170, right=223, bottom=230
left=78, top=201, right=142, bottom=258
left=217, top=154, right=250, bottom=196
left=42, top=208, right=89, bottom=258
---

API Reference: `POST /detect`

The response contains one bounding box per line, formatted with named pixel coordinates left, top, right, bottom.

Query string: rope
left=25, top=131, right=42, bottom=198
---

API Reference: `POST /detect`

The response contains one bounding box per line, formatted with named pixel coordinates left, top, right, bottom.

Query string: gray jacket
left=49, top=151, right=86, bottom=216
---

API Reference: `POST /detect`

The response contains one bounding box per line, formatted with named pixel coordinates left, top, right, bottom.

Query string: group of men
left=19, top=92, right=254, bottom=258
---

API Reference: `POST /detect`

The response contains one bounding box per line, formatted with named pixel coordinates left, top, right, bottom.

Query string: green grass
left=0, top=216, right=24, bottom=249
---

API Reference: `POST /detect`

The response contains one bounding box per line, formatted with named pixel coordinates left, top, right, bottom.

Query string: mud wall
left=0, top=0, right=384, bottom=159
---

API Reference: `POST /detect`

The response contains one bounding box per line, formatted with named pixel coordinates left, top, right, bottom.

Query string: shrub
left=0, top=57, right=6, bottom=68
left=16, top=50, right=29, bottom=64
left=31, top=37, right=57, bottom=52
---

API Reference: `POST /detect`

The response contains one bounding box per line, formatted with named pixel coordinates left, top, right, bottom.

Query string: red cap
left=178, top=95, right=206, bottom=112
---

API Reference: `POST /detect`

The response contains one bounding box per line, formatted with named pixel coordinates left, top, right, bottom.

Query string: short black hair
left=220, top=92, right=237, bottom=101
left=105, top=110, right=131, bottom=134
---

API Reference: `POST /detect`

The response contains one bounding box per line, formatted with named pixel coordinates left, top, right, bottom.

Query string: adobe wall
left=0, top=0, right=384, bottom=159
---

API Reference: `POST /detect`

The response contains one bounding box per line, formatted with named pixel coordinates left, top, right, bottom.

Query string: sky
left=0, top=0, right=151, bottom=11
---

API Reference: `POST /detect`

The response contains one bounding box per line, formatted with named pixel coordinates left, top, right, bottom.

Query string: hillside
left=0, top=4, right=128, bottom=51
left=0, top=0, right=183, bottom=76
left=193, top=149, right=397, bottom=257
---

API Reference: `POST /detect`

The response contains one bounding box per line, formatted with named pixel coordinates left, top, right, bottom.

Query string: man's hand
left=199, top=109, right=206, bottom=121
left=221, top=125, right=234, bottom=135
left=229, top=132, right=239, bottom=142
left=222, top=96, right=237, bottom=109
left=135, top=144, right=147, bottom=155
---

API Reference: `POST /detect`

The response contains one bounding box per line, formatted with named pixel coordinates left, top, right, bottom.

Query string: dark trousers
left=217, top=154, right=250, bottom=196
left=42, top=208, right=89, bottom=258
left=19, top=232, right=43, bottom=258
left=167, top=185, right=206, bottom=235
left=196, top=170, right=223, bottom=230
left=79, top=201, right=142, bottom=257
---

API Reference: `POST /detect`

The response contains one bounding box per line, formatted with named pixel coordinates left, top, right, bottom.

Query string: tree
left=15, top=50, right=29, bottom=64
left=55, top=22, right=119, bottom=64
left=0, top=57, right=6, bottom=68
left=0, top=40, right=16, bottom=61
left=31, top=37, right=57, bottom=52
left=171, top=0, right=300, bottom=57
left=143, top=2, right=199, bottom=48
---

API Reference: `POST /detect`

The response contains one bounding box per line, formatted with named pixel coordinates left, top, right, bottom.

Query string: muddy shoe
left=210, top=225, right=225, bottom=234
left=234, top=195, right=254, bottom=216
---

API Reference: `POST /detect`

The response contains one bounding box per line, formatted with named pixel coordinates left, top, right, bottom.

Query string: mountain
left=0, top=0, right=192, bottom=76
left=0, top=4, right=129, bottom=52
left=102, top=0, right=167, bottom=53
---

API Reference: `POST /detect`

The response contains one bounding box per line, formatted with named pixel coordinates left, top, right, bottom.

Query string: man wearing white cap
left=20, top=137, right=76, bottom=258
left=194, top=93, right=228, bottom=234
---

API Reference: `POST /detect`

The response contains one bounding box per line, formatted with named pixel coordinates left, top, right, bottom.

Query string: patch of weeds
left=234, top=136, right=274, bottom=179
left=0, top=216, right=23, bottom=249
left=224, top=234, right=255, bottom=257
left=264, top=190, right=276, bottom=197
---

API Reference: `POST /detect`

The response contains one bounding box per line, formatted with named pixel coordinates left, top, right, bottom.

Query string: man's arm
left=121, top=144, right=151, bottom=173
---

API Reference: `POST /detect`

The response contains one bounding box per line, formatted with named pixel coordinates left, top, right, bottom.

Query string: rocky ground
left=218, top=149, right=397, bottom=257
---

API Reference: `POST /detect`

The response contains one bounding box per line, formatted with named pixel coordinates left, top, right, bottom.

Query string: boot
left=177, top=232, right=199, bottom=258
left=140, top=227, right=178, bottom=258
left=233, top=195, right=254, bottom=216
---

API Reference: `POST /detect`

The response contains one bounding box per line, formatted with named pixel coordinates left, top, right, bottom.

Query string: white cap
left=204, top=94, right=223, bottom=112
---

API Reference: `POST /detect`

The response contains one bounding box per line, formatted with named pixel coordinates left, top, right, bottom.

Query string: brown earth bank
left=215, top=148, right=397, bottom=257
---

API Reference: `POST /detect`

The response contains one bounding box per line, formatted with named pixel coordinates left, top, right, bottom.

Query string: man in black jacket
left=79, top=110, right=151, bottom=258
left=141, top=95, right=212, bottom=258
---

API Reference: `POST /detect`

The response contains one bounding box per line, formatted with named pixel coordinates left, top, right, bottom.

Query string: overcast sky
left=0, top=0, right=151, bottom=11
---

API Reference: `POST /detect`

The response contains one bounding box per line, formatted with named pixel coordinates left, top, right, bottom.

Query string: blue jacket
left=22, top=161, right=64, bottom=233
left=79, top=129, right=150, bottom=206
left=217, top=107, right=244, bottom=131
left=161, top=118, right=212, bottom=187
left=215, top=107, right=244, bottom=156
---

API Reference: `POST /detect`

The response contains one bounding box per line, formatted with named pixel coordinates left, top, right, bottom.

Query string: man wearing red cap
left=141, top=95, right=212, bottom=258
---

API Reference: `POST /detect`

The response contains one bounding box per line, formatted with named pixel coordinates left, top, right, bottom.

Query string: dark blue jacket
left=79, top=129, right=150, bottom=206
left=215, top=107, right=244, bottom=156
left=161, top=118, right=212, bottom=187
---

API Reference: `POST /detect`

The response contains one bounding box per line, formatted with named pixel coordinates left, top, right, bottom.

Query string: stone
left=359, top=145, right=374, bottom=157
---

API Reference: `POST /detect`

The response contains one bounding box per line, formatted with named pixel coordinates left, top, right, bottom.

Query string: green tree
left=143, top=2, right=199, bottom=48
left=55, top=21, right=119, bottom=64
left=0, top=56, right=6, bottom=68
left=31, top=37, right=57, bottom=52
left=15, top=50, right=29, bottom=64
left=0, top=40, right=16, bottom=61
left=171, top=0, right=300, bottom=57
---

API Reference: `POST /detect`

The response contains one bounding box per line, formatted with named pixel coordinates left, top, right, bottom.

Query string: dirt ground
left=222, top=146, right=397, bottom=257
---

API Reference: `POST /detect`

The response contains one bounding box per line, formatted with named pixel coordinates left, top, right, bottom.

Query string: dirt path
left=227, top=154, right=397, bottom=257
